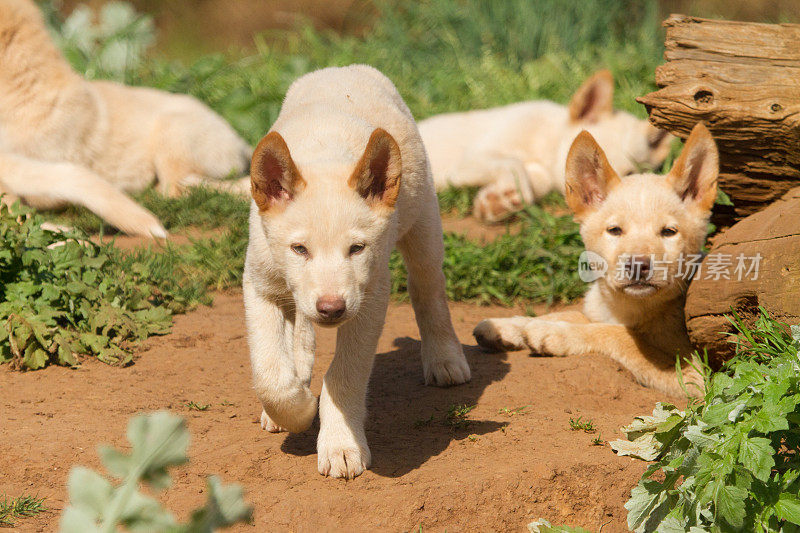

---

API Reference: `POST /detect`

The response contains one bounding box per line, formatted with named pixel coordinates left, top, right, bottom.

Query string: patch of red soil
left=0, top=292, right=670, bottom=532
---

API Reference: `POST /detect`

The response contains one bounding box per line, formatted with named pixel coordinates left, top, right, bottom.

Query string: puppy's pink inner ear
left=568, top=70, right=614, bottom=123
left=349, top=128, right=402, bottom=209
left=258, top=154, right=292, bottom=201
left=565, top=131, right=620, bottom=216
left=251, top=132, right=304, bottom=212
left=668, top=123, right=718, bottom=211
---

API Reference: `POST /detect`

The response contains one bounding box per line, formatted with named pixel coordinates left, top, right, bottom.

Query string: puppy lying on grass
left=244, top=65, right=470, bottom=479
left=0, top=0, right=250, bottom=238
left=474, top=123, right=719, bottom=396
left=419, top=70, right=673, bottom=223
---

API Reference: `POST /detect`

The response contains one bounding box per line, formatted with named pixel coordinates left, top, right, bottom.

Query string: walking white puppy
left=243, top=65, right=470, bottom=479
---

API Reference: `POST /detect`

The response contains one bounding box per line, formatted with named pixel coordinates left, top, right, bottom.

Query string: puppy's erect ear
left=565, top=131, right=621, bottom=218
left=250, top=131, right=306, bottom=213
left=568, top=70, right=614, bottom=124
left=348, top=128, right=402, bottom=210
left=667, top=123, right=718, bottom=212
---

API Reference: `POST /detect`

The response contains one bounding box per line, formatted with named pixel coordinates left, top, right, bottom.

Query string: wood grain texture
left=685, top=187, right=800, bottom=366
left=638, top=14, right=800, bottom=217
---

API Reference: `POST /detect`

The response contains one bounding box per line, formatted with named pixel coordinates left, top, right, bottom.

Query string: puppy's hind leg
left=151, top=113, right=251, bottom=197
left=397, top=197, right=470, bottom=387
left=0, top=152, right=166, bottom=238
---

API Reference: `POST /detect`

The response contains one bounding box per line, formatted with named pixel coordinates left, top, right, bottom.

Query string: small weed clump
left=568, top=416, right=596, bottom=433
left=499, top=405, right=529, bottom=417
left=0, top=494, right=46, bottom=527
left=445, top=404, right=476, bottom=431
left=186, top=401, right=210, bottom=411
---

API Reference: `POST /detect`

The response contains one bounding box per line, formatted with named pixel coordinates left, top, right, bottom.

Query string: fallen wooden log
left=685, top=187, right=800, bottom=366
left=638, top=15, right=800, bottom=219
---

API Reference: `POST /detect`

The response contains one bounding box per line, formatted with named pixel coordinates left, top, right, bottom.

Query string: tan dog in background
left=419, top=70, right=673, bottom=223
left=473, top=123, right=718, bottom=396
left=243, top=65, right=469, bottom=479
left=0, top=0, right=250, bottom=237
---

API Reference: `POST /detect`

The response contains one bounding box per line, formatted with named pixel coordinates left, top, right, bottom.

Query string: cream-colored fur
left=0, top=0, right=251, bottom=237
left=474, top=123, right=719, bottom=397
left=243, top=65, right=469, bottom=479
left=419, top=70, right=673, bottom=223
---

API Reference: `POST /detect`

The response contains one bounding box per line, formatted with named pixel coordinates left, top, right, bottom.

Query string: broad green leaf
left=182, top=476, right=252, bottom=533
left=775, top=494, right=800, bottom=525
left=59, top=506, right=101, bottom=533
left=738, top=437, right=775, bottom=482
left=716, top=484, right=747, bottom=528
left=126, top=412, right=189, bottom=489
left=119, top=490, right=177, bottom=532
left=625, top=481, right=663, bottom=531
left=66, top=467, right=113, bottom=516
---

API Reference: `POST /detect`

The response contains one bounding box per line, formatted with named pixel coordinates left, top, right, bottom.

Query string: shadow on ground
left=281, top=336, right=509, bottom=477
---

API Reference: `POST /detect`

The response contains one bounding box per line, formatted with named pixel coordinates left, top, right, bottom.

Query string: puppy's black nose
left=625, top=255, right=652, bottom=281
left=316, top=295, right=346, bottom=320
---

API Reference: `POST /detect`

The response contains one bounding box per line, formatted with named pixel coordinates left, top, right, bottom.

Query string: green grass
left=568, top=416, right=596, bottom=433
left=0, top=494, right=46, bottom=527
left=445, top=403, right=476, bottom=430
left=393, top=199, right=584, bottom=305
left=127, top=0, right=662, bottom=145
left=186, top=401, right=210, bottom=411
left=437, top=186, right=480, bottom=217
left=56, top=186, right=250, bottom=234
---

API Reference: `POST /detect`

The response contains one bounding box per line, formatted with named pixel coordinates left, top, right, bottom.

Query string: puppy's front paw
left=521, top=320, right=572, bottom=356
left=473, top=318, right=526, bottom=352
left=260, top=410, right=285, bottom=433
left=317, top=432, right=371, bottom=479
left=423, top=347, right=471, bottom=387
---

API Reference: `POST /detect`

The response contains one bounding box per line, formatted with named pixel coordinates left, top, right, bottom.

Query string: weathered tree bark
left=638, top=15, right=800, bottom=219
left=685, top=187, right=800, bottom=367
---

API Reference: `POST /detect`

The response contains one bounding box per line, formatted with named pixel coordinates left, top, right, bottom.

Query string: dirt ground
left=0, top=218, right=673, bottom=532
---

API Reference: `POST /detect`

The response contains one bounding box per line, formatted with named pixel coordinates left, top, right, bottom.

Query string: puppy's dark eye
left=606, top=226, right=623, bottom=236
left=660, top=227, right=678, bottom=237
left=291, top=244, right=309, bottom=256
left=349, top=243, right=365, bottom=256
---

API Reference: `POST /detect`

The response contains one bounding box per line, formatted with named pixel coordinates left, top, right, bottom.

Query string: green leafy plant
left=616, top=309, right=800, bottom=532
left=0, top=202, right=210, bottom=370
left=60, top=411, right=251, bottom=532
left=0, top=494, right=47, bottom=527
left=49, top=0, right=155, bottom=81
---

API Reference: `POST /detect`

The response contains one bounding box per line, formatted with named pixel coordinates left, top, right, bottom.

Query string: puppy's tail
left=0, top=152, right=167, bottom=238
